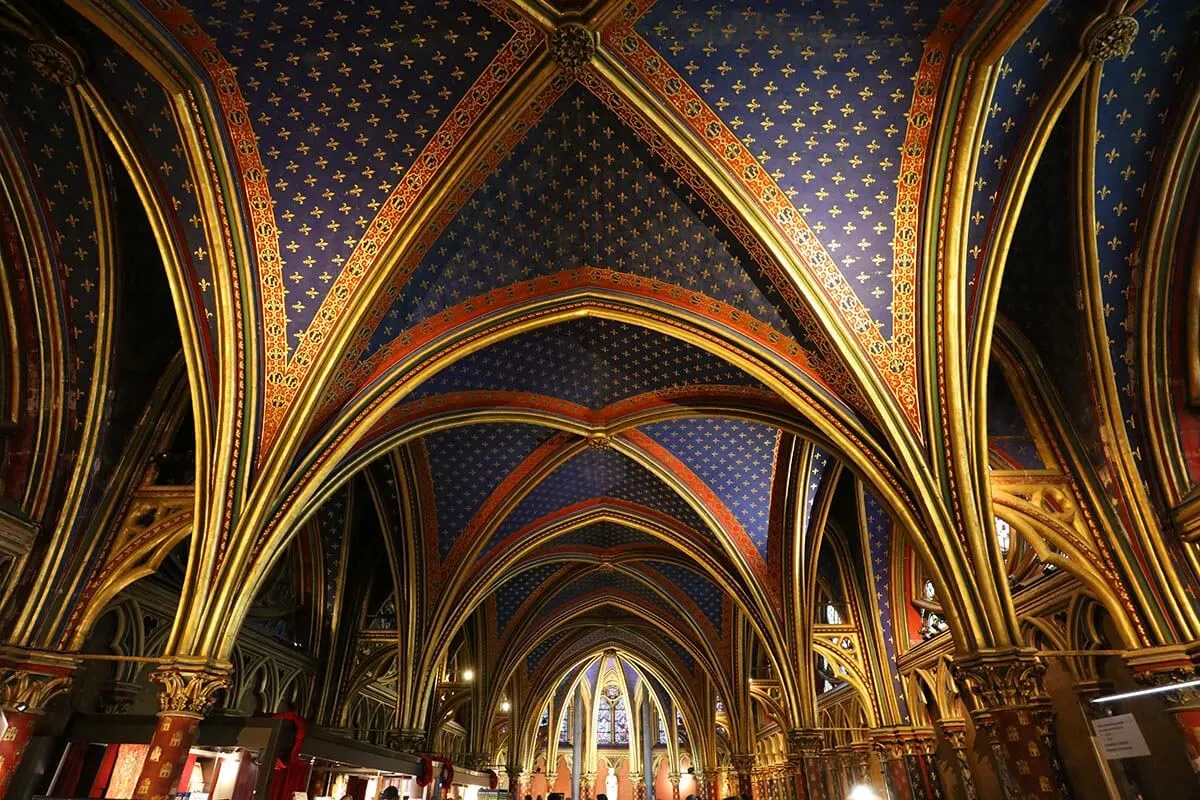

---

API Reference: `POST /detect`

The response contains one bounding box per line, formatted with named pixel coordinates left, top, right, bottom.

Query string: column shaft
left=953, top=653, right=1071, bottom=799
left=0, top=710, right=38, bottom=799
left=871, top=728, right=948, bottom=800
left=933, top=720, right=976, bottom=800
left=130, top=662, right=230, bottom=800
left=0, top=651, right=76, bottom=800
left=133, top=714, right=201, bottom=800
left=730, top=755, right=754, bottom=799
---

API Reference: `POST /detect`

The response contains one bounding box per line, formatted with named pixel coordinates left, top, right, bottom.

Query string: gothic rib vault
left=0, top=1, right=1199, bottom=800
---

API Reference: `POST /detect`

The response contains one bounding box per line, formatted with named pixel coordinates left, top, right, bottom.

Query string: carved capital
left=393, top=727, right=428, bottom=751
left=952, top=650, right=1047, bottom=711
left=1124, top=644, right=1200, bottom=707
left=846, top=742, right=871, bottom=770
left=461, top=752, right=492, bottom=770
left=667, top=773, right=681, bottom=787
left=0, top=648, right=77, bottom=713
left=97, top=678, right=142, bottom=714
left=868, top=733, right=902, bottom=762
left=1083, top=15, right=1139, bottom=62
left=27, top=39, right=85, bottom=86
left=548, top=23, right=596, bottom=76
left=786, top=728, right=823, bottom=762
left=729, top=753, right=755, bottom=777
left=150, top=662, right=230, bottom=718
left=935, top=718, right=969, bottom=750
left=0, top=668, right=72, bottom=713
left=872, top=727, right=938, bottom=760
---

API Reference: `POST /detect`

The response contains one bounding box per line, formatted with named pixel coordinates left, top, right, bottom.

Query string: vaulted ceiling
left=7, top=0, right=1197, bottom=764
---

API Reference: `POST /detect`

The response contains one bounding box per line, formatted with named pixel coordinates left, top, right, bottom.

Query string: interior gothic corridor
left=0, top=1, right=1198, bottom=799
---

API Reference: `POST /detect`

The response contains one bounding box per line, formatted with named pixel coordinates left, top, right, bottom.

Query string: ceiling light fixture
left=1090, top=677, right=1200, bottom=704
left=501, top=700, right=511, bottom=713
left=462, top=669, right=475, bottom=682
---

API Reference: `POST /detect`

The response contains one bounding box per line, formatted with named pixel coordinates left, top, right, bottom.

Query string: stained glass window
left=995, top=517, right=1011, bottom=556
left=597, top=705, right=612, bottom=743
left=539, top=708, right=549, bottom=727
left=596, top=685, right=629, bottom=746
left=613, top=697, right=629, bottom=744
left=560, top=711, right=570, bottom=743
left=657, top=713, right=667, bottom=745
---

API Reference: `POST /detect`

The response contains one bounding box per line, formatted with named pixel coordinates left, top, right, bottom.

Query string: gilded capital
left=729, top=753, right=755, bottom=774
left=786, top=728, right=823, bottom=760
left=869, top=732, right=905, bottom=762
left=871, top=728, right=937, bottom=758
left=0, top=648, right=78, bottom=713
left=951, top=651, right=1047, bottom=711
left=0, top=668, right=72, bottom=713
left=150, top=662, right=231, bottom=718
left=935, top=718, right=969, bottom=750
left=460, top=753, right=492, bottom=770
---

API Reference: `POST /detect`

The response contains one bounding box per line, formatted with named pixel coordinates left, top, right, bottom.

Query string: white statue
left=605, top=766, right=619, bottom=800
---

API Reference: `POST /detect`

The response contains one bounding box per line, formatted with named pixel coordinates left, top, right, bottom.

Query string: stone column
left=873, top=729, right=945, bottom=800
left=785, top=729, right=824, bottom=800
left=667, top=772, right=680, bottom=800
left=715, top=766, right=730, bottom=800
left=506, top=764, right=525, bottom=800
left=845, top=743, right=870, bottom=786
left=631, top=772, right=646, bottom=800
left=580, top=771, right=595, bottom=800
left=932, top=719, right=976, bottom=800
left=730, top=754, right=754, bottom=799
left=132, top=662, right=231, bottom=800
left=0, top=650, right=76, bottom=799
left=871, top=733, right=910, bottom=800
left=953, top=651, right=1072, bottom=799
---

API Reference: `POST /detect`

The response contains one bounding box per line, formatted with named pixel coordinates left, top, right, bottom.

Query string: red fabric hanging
left=269, top=712, right=310, bottom=800
left=416, top=755, right=435, bottom=788
left=88, top=744, right=119, bottom=799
